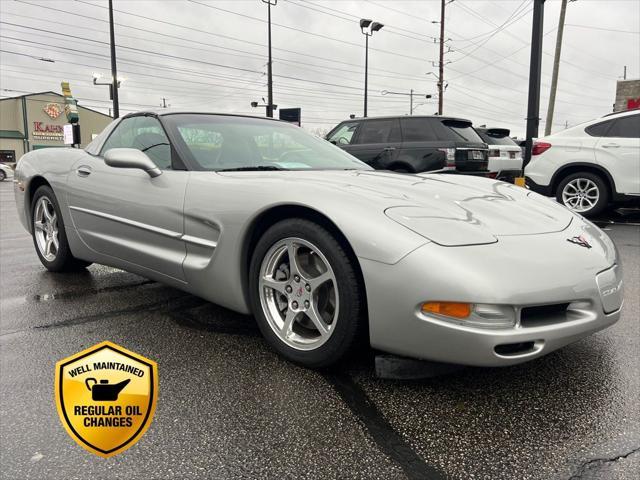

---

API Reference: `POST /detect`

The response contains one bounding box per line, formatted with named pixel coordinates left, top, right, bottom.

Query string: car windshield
left=162, top=114, right=371, bottom=171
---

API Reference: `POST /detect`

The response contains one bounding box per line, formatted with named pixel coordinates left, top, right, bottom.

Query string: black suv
left=326, top=116, right=489, bottom=174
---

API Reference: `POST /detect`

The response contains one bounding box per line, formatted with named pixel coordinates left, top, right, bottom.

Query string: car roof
left=123, top=109, right=287, bottom=123
left=600, top=108, right=639, bottom=118
left=344, top=115, right=473, bottom=123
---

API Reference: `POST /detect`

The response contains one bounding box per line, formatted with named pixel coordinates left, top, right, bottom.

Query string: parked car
left=526, top=109, right=640, bottom=217
left=475, top=127, right=522, bottom=181
left=0, top=163, right=14, bottom=182
left=326, top=115, right=489, bottom=174
left=14, top=111, right=622, bottom=368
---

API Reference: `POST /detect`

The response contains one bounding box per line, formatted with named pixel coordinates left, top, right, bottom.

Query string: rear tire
left=31, top=185, right=91, bottom=272
left=0, top=170, right=6, bottom=181
left=556, top=172, right=609, bottom=218
left=249, top=218, right=363, bottom=368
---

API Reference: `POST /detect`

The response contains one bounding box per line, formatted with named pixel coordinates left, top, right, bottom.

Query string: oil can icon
left=85, top=378, right=131, bottom=401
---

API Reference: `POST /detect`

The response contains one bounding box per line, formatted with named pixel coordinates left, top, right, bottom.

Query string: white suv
left=525, top=109, right=640, bottom=217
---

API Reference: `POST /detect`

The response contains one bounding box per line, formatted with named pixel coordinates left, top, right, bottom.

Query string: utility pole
left=410, top=89, right=414, bottom=115
left=623, top=65, right=627, bottom=79
left=544, top=0, right=567, bottom=136
left=438, top=0, right=445, bottom=115
left=161, top=98, right=168, bottom=108
left=262, top=0, right=277, bottom=118
left=108, top=0, right=119, bottom=119
left=524, top=0, right=545, bottom=172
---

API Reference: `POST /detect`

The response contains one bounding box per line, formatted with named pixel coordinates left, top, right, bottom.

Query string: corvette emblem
left=567, top=235, right=592, bottom=249
left=43, top=103, right=62, bottom=119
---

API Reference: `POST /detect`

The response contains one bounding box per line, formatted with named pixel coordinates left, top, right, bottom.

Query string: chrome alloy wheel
left=34, top=197, right=59, bottom=261
left=561, top=178, right=599, bottom=213
left=259, top=237, right=339, bottom=351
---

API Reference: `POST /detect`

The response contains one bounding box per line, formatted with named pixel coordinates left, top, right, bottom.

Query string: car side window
left=355, top=119, right=401, bottom=144
left=585, top=120, right=614, bottom=137
left=100, top=116, right=172, bottom=170
left=400, top=118, right=437, bottom=142
left=606, top=114, right=640, bottom=138
left=327, top=122, right=359, bottom=145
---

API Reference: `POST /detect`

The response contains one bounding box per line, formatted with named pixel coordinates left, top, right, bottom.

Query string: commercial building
left=0, top=91, right=112, bottom=165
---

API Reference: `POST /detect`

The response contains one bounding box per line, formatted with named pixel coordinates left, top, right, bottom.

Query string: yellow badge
left=54, top=341, right=158, bottom=458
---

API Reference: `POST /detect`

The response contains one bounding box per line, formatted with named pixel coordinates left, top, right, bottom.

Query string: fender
left=551, top=162, right=619, bottom=197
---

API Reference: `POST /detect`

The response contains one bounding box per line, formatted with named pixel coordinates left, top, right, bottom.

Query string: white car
left=526, top=109, right=640, bottom=217
left=0, top=163, right=14, bottom=182
left=476, top=127, right=523, bottom=181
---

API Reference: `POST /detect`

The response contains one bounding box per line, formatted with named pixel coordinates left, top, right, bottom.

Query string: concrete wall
left=0, top=97, right=24, bottom=135
left=0, top=139, right=25, bottom=161
left=614, top=79, right=640, bottom=112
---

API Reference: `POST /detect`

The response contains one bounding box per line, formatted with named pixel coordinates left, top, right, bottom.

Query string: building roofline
left=0, top=91, right=113, bottom=120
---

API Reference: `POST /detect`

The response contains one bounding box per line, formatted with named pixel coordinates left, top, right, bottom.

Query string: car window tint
left=355, top=119, right=401, bottom=144
left=478, top=131, right=518, bottom=146
left=435, top=120, right=484, bottom=142
left=606, top=114, right=640, bottom=138
left=585, top=120, right=614, bottom=137
left=400, top=118, right=437, bottom=141
left=101, top=116, right=172, bottom=170
left=327, top=122, right=359, bottom=145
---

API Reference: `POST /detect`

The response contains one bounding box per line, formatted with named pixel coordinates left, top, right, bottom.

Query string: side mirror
left=104, top=148, right=162, bottom=178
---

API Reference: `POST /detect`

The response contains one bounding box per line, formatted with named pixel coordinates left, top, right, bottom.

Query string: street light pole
left=364, top=33, right=369, bottom=117
left=360, top=19, right=384, bottom=118
left=263, top=0, right=277, bottom=118
left=382, top=90, right=433, bottom=115
left=108, top=0, right=119, bottom=119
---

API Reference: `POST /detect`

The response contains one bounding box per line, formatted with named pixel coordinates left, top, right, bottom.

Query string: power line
left=14, top=0, right=420, bottom=79
left=566, top=23, right=640, bottom=35
left=282, top=0, right=438, bottom=42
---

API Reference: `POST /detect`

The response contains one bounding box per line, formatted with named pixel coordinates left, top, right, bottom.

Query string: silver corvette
left=14, top=111, right=623, bottom=368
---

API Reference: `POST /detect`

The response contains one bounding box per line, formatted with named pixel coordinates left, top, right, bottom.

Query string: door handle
left=76, top=166, right=92, bottom=177
left=383, top=147, right=396, bottom=152
left=602, top=143, right=620, bottom=148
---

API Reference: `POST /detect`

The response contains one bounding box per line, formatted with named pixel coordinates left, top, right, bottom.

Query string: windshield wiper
left=217, top=165, right=284, bottom=172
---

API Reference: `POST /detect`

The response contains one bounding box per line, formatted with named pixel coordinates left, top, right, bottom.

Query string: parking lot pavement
left=1, top=179, right=638, bottom=480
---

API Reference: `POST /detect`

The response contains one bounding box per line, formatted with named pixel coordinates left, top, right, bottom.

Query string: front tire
left=31, top=185, right=91, bottom=272
left=0, top=170, right=6, bottom=181
left=556, top=172, right=609, bottom=217
left=249, top=219, right=363, bottom=368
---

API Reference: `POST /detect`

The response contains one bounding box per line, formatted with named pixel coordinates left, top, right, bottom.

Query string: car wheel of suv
left=31, top=185, right=92, bottom=272
left=556, top=172, right=609, bottom=217
left=249, top=218, right=363, bottom=368
left=0, top=170, right=6, bottom=181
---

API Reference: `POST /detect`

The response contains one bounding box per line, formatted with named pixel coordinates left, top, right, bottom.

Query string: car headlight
left=420, top=302, right=516, bottom=328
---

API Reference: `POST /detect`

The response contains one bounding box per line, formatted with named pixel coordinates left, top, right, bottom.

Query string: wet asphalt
left=0, top=180, right=638, bottom=480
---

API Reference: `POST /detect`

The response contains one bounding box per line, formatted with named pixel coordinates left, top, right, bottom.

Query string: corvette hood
left=296, top=170, right=573, bottom=246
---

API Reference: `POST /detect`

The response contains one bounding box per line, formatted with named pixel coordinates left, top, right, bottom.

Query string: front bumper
left=360, top=225, right=622, bottom=367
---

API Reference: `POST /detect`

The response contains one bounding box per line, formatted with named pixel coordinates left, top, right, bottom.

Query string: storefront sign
left=33, top=121, right=63, bottom=141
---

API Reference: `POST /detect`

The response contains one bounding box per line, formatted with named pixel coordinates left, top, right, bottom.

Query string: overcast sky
left=1, top=0, right=638, bottom=137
